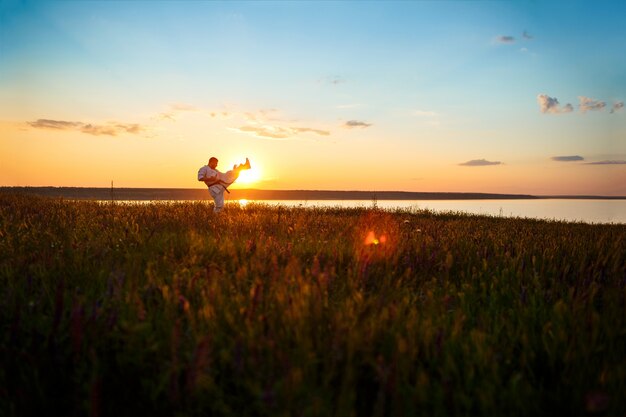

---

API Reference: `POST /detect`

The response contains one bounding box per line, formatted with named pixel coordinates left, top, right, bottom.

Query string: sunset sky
left=1, top=1, right=625, bottom=195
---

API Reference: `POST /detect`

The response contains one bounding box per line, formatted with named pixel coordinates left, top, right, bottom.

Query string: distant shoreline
left=2, top=187, right=625, bottom=200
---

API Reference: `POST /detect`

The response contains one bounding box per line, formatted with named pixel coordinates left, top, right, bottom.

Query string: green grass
left=1, top=194, right=625, bottom=416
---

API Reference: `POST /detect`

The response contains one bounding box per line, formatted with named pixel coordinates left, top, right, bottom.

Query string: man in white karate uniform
left=198, top=156, right=251, bottom=213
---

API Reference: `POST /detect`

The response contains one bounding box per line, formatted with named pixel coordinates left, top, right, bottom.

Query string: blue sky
left=1, top=0, right=625, bottom=194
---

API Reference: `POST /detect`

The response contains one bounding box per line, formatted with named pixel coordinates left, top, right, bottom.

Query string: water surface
left=229, top=199, right=626, bottom=224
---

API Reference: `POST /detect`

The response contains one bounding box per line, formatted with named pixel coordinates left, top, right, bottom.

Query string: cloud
left=579, top=96, right=606, bottom=113
left=336, top=103, right=362, bottom=109
left=28, top=119, right=147, bottom=136
left=552, top=155, right=584, bottom=162
left=537, top=94, right=574, bottom=114
left=28, top=119, right=82, bottom=130
left=236, top=125, right=291, bottom=139
left=522, top=30, right=533, bottom=40
left=344, top=120, right=372, bottom=129
left=586, top=160, right=626, bottom=165
left=210, top=111, right=231, bottom=119
left=293, top=127, right=330, bottom=136
left=459, top=159, right=502, bottom=166
left=234, top=124, right=329, bottom=140
left=538, top=94, right=624, bottom=115
left=496, top=35, right=515, bottom=43
left=611, top=101, right=624, bottom=113
left=319, top=76, right=346, bottom=85
left=243, top=109, right=279, bottom=122
left=154, top=103, right=201, bottom=121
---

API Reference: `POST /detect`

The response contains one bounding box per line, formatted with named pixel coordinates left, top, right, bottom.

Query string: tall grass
left=1, top=194, right=625, bottom=416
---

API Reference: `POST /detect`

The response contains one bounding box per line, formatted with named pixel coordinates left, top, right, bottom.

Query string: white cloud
left=537, top=94, right=573, bottom=114
left=579, top=96, right=606, bottom=113
left=537, top=94, right=624, bottom=115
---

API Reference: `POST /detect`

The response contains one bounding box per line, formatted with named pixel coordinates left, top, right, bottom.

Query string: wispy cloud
left=537, top=94, right=573, bottom=114
left=344, top=120, right=372, bottom=129
left=495, top=30, right=534, bottom=44
left=552, top=155, right=584, bottom=162
left=235, top=125, right=292, bottom=139
left=210, top=111, right=232, bottom=119
left=243, top=109, right=279, bottom=122
left=28, top=119, right=82, bottom=130
left=459, top=159, right=502, bottom=166
left=155, top=103, right=200, bottom=121
left=611, top=101, right=624, bottom=113
left=28, top=119, right=147, bottom=136
left=336, top=103, right=362, bottom=109
left=233, top=123, right=329, bottom=140
left=293, top=127, right=330, bottom=136
left=412, top=109, right=441, bottom=126
left=579, top=96, right=606, bottom=113
left=495, top=35, right=515, bottom=44
left=586, top=160, right=626, bottom=165
left=319, top=75, right=346, bottom=85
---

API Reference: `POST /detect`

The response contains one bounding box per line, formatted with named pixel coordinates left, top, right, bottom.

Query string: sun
left=236, top=165, right=261, bottom=185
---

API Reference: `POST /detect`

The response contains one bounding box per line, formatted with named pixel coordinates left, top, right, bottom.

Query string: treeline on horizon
left=4, top=186, right=624, bottom=200
left=1, top=193, right=625, bottom=416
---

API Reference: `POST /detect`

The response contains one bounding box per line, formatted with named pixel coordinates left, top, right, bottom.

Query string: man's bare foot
left=243, top=157, right=251, bottom=170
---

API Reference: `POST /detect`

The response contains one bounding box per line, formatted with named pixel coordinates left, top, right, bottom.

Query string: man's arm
left=198, top=174, right=219, bottom=185
left=199, top=174, right=218, bottom=183
left=198, top=167, right=218, bottom=183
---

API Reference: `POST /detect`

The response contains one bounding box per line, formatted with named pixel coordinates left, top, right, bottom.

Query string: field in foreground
left=1, top=194, right=625, bottom=416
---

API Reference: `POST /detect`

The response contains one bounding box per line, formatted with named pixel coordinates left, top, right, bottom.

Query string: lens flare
left=365, top=231, right=387, bottom=246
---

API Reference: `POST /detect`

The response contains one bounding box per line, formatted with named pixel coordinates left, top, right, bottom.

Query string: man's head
left=208, top=157, right=218, bottom=169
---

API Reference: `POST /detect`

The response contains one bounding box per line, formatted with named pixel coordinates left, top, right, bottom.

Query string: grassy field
left=1, top=194, right=625, bottom=416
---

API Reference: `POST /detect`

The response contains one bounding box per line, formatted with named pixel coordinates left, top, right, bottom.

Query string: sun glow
left=237, top=166, right=261, bottom=185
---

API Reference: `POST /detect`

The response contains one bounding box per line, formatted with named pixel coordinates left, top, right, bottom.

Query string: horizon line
left=2, top=186, right=625, bottom=200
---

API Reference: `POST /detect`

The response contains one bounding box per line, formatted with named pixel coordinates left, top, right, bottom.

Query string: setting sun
left=236, top=166, right=261, bottom=185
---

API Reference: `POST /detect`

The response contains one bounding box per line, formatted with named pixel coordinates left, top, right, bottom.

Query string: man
left=198, top=156, right=251, bottom=213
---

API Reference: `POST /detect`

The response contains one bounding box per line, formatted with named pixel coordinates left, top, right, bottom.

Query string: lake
left=226, top=199, right=626, bottom=224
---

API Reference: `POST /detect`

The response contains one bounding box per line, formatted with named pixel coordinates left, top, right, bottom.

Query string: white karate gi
left=198, top=165, right=239, bottom=213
